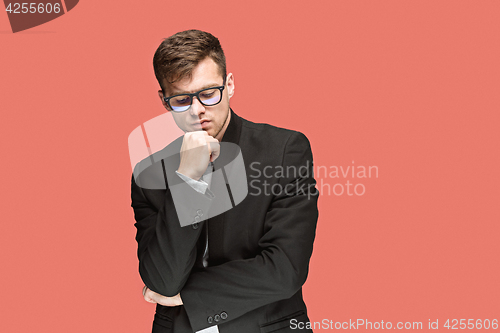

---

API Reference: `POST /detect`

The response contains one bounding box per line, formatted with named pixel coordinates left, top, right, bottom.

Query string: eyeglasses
left=163, top=84, right=225, bottom=112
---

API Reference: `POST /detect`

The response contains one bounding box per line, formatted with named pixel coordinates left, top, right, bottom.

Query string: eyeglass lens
left=170, top=88, right=222, bottom=112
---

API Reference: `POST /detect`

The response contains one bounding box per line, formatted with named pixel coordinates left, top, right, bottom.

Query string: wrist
left=177, top=168, right=201, bottom=181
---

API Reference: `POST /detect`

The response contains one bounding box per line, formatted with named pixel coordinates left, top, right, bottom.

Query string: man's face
left=158, top=57, right=234, bottom=141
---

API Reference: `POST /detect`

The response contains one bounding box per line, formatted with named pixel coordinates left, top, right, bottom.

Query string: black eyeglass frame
left=162, top=82, right=226, bottom=113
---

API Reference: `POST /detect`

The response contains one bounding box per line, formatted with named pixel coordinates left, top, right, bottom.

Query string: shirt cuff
left=175, top=170, right=209, bottom=194
left=196, top=325, right=219, bottom=333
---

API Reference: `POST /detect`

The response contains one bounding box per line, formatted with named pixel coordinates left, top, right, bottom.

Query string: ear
left=158, top=90, right=170, bottom=110
left=226, top=73, right=235, bottom=99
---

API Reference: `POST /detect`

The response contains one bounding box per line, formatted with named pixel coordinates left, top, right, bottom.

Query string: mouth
left=191, top=120, right=210, bottom=129
left=199, top=119, right=211, bottom=128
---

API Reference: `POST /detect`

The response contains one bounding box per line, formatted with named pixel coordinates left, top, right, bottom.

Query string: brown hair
left=153, top=30, right=227, bottom=91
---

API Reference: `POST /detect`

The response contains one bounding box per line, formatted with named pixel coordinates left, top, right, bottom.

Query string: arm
left=132, top=166, right=212, bottom=296
left=132, top=132, right=220, bottom=296
left=180, top=131, right=319, bottom=331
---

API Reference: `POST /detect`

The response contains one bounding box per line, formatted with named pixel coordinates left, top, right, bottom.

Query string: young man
left=131, top=30, right=318, bottom=333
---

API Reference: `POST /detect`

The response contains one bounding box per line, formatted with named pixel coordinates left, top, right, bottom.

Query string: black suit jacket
left=131, top=110, right=318, bottom=332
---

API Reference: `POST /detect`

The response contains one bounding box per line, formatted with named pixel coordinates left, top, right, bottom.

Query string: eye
left=172, top=96, right=191, bottom=105
left=201, top=91, right=215, bottom=98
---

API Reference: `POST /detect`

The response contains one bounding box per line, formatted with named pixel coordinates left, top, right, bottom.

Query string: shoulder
left=239, top=116, right=311, bottom=149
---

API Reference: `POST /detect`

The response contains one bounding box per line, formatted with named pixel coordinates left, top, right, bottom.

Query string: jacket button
left=197, top=209, right=203, bottom=216
left=220, top=312, right=227, bottom=320
left=192, top=223, right=199, bottom=230
left=214, top=314, right=220, bottom=322
left=207, top=316, right=213, bottom=324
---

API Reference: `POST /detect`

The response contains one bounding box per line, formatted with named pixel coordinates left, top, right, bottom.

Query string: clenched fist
left=177, top=131, right=220, bottom=180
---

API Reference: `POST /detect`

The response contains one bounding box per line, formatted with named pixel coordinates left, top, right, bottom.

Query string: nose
left=189, top=96, right=206, bottom=117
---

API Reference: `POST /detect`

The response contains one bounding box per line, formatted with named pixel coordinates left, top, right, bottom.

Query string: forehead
left=163, top=57, right=224, bottom=96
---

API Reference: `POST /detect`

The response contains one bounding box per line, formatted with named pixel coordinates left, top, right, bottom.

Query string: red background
left=1, top=1, right=499, bottom=331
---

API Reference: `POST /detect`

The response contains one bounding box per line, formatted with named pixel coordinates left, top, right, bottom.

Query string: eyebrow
left=169, top=83, right=222, bottom=96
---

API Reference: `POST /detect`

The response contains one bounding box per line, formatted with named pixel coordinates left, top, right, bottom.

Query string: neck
left=215, top=108, right=231, bottom=141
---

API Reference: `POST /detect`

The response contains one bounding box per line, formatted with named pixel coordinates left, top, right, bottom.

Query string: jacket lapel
left=208, top=109, right=242, bottom=265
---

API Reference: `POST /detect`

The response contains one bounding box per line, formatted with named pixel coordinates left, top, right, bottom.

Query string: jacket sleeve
left=180, top=131, right=319, bottom=331
left=131, top=157, right=215, bottom=297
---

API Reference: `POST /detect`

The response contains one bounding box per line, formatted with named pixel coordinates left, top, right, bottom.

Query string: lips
left=193, top=119, right=210, bottom=126
left=191, top=120, right=210, bottom=129
left=200, top=120, right=211, bottom=129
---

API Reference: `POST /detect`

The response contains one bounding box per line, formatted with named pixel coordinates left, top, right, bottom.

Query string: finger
left=144, top=289, right=160, bottom=304
left=210, top=150, right=219, bottom=162
left=145, top=297, right=157, bottom=304
left=205, top=136, right=218, bottom=158
left=208, top=142, right=220, bottom=162
left=207, top=141, right=212, bottom=156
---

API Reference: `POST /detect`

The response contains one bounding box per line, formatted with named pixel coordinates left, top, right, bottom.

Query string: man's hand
left=177, top=131, right=220, bottom=180
left=143, top=286, right=183, bottom=307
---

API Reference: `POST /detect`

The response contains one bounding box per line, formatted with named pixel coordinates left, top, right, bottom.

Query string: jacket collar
left=219, top=108, right=242, bottom=145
